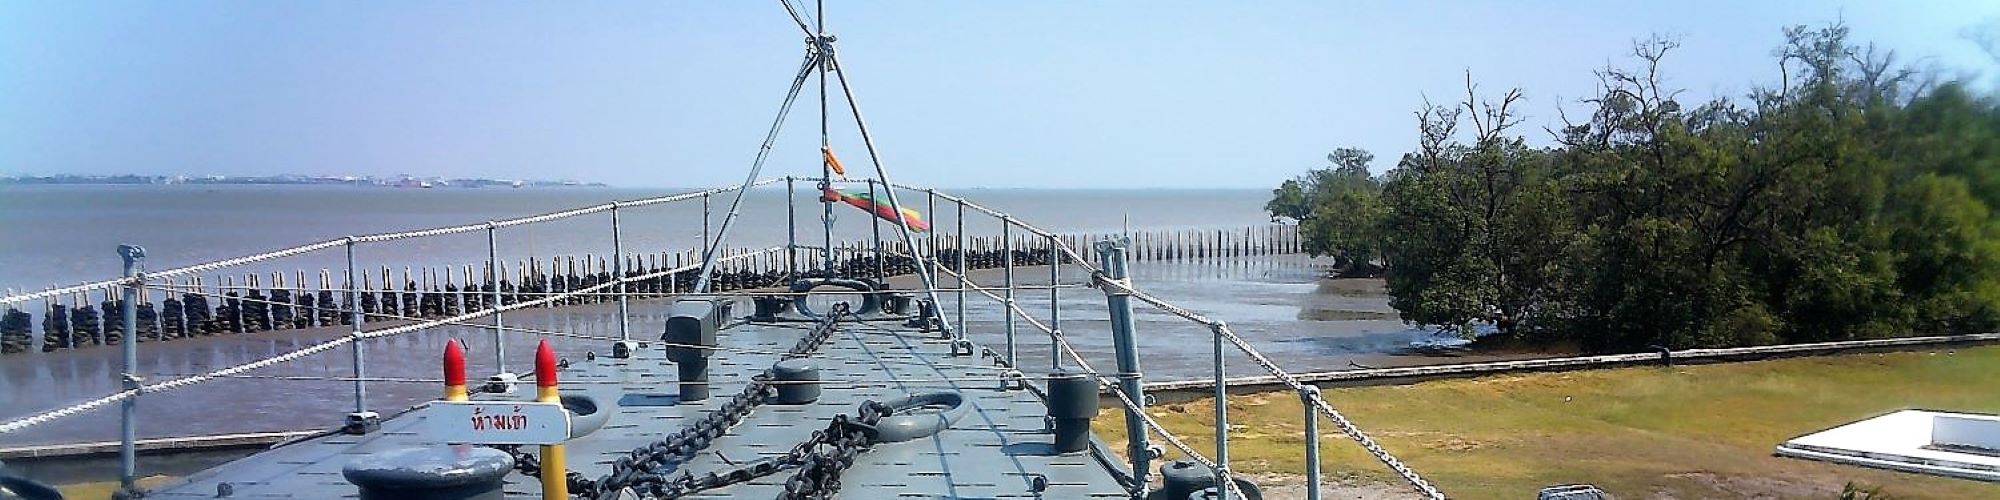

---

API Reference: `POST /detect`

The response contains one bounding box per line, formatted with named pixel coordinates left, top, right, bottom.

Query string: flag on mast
left=822, top=146, right=847, bottom=177
left=820, top=187, right=929, bottom=232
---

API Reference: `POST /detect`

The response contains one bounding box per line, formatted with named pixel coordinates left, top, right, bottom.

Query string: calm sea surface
left=0, top=184, right=1273, bottom=292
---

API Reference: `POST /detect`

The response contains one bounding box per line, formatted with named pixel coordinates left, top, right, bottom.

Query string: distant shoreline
left=0, top=175, right=606, bottom=188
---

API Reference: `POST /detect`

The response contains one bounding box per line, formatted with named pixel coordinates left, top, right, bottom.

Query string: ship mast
left=817, top=0, right=836, bottom=277
left=692, top=1, right=958, bottom=337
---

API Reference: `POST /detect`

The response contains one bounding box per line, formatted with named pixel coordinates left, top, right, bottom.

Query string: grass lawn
left=1094, top=346, right=2000, bottom=499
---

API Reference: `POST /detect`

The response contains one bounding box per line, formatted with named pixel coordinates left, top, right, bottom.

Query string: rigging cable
left=692, top=52, right=824, bottom=293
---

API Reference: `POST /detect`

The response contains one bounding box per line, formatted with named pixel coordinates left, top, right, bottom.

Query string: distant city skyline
left=3, top=1, right=1996, bottom=188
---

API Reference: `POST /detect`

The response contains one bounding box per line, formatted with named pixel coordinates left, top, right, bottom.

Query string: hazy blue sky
left=3, top=2, right=1996, bottom=188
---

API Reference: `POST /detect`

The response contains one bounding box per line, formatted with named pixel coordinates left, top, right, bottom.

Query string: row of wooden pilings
left=0, top=224, right=1300, bottom=354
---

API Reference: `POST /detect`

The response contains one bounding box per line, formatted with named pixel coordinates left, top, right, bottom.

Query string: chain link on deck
left=775, top=401, right=887, bottom=499
left=546, top=303, right=849, bottom=499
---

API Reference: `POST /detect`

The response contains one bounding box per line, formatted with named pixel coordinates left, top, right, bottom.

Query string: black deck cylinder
left=664, top=298, right=728, bottom=401
left=1159, top=460, right=1264, bottom=500
left=770, top=359, right=820, bottom=405
left=675, top=358, right=710, bottom=401
left=881, top=293, right=912, bottom=315
left=342, top=446, right=511, bottom=500
left=1046, top=371, right=1100, bottom=453
left=749, top=296, right=790, bottom=321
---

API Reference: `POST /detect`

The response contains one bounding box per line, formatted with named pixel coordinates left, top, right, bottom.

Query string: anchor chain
left=504, top=303, right=849, bottom=498
left=616, top=400, right=888, bottom=499
left=776, top=401, right=887, bottom=499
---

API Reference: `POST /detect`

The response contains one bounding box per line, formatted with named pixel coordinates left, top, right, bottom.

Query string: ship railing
left=0, top=179, right=795, bottom=496
left=909, top=186, right=1447, bottom=500
left=0, top=180, right=1438, bottom=500
left=0, top=248, right=785, bottom=435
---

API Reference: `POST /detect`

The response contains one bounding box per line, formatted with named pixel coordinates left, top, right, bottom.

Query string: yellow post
left=535, top=339, right=567, bottom=499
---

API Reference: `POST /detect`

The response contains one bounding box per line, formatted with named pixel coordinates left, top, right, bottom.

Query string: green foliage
left=1264, top=179, right=1310, bottom=222
left=1274, top=24, right=2000, bottom=350
left=1266, top=147, right=1387, bottom=267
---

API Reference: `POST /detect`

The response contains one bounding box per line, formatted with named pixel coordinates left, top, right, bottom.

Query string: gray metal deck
left=147, top=302, right=1131, bottom=499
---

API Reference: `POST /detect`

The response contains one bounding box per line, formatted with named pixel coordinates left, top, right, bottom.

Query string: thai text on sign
left=429, top=401, right=571, bottom=445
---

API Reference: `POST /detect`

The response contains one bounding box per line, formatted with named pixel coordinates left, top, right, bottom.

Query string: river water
left=0, top=184, right=1273, bottom=291
left=0, top=186, right=1471, bottom=447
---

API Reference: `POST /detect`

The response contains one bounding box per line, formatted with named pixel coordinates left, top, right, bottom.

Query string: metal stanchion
left=1094, top=237, right=1150, bottom=488
left=955, top=199, right=966, bottom=340
left=1211, top=322, right=1233, bottom=494
left=611, top=205, right=628, bottom=339
left=345, top=237, right=377, bottom=434
left=487, top=222, right=513, bottom=391
left=1049, top=233, right=1062, bottom=371
left=116, top=244, right=145, bottom=497
left=870, top=180, right=884, bottom=279
left=786, top=176, right=798, bottom=276
left=1301, top=386, right=1323, bottom=500
left=1002, top=216, right=1017, bottom=366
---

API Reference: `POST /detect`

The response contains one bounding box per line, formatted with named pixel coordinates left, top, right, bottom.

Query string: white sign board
left=429, top=401, right=571, bottom=445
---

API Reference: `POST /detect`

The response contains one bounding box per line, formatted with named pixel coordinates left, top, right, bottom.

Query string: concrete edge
left=0, top=430, right=320, bottom=460
left=1132, top=332, right=2000, bottom=403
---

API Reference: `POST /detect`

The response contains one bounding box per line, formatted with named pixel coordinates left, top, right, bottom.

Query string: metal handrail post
left=821, top=179, right=834, bottom=277
left=926, top=189, right=938, bottom=288
left=1211, top=321, right=1233, bottom=495
left=344, top=238, right=366, bottom=413
left=702, top=193, right=712, bottom=257
left=486, top=223, right=506, bottom=372
left=1301, top=386, right=1324, bottom=500
left=117, top=244, right=145, bottom=495
left=1001, top=216, right=1017, bottom=366
left=1049, top=233, right=1062, bottom=371
left=869, top=180, right=884, bottom=279
left=611, top=204, right=629, bottom=342
left=1093, top=237, right=1150, bottom=488
left=955, top=198, right=966, bottom=340
left=786, top=176, right=798, bottom=276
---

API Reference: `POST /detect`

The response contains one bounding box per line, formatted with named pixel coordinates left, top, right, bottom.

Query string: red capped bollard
left=443, top=339, right=468, bottom=402
left=534, top=339, right=566, bottom=499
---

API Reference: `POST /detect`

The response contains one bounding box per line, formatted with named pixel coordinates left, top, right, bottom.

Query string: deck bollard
left=343, top=445, right=512, bottom=500
left=664, top=298, right=727, bottom=401
left=535, top=339, right=567, bottom=500
left=770, top=359, right=821, bottom=405
left=1045, top=371, right=1099, bottom=453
